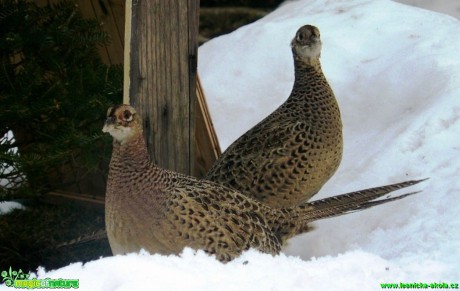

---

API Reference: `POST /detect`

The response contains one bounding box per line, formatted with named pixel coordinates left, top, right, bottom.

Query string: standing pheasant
left=102, top=104, right=423, bottom=262
left=206, top=25, right=343, bottom=208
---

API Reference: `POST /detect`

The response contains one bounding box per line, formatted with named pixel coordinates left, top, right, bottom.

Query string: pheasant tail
left=295, top=179, right=427, bottom=229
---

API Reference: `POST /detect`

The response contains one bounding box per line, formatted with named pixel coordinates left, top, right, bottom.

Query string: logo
left=1, top=267, right=79, bottom=289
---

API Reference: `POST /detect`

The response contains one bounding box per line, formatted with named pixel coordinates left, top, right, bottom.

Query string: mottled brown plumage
left=206, top=25, right=343, bottom=208
left=103, top=104, right=423, bottom=262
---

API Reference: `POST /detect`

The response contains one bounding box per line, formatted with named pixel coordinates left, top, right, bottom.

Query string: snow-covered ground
left=2, top=0, right=459, bottom=290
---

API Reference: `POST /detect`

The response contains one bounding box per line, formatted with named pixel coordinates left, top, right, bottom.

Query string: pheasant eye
left=296, top=33, right=305, bottom=42
left=123, top=110, right=133, bottom=122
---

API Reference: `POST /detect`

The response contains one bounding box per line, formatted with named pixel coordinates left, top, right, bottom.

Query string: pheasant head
left=102, top=104, right=141, bottom=144
left=291, top=24, right=322, bottom=64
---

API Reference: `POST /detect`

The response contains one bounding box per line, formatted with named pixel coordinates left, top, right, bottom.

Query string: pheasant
left=102, top=104, right=424, bottom=262
left=206, top=24, right=343, bottom=208
left=205, top=25, right=343, bottom=208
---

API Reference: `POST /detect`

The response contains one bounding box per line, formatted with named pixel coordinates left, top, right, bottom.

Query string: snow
left=0, top=201, right=24, bottom=215
left=2, top=0, right=459, bottom=289
left=395, top=0, right=460, bottom=20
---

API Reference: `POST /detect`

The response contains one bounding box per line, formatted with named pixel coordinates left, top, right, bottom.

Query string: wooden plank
left=42, top=191, right=105, bottom=210
left=87, top=0, right=125, bottom=65
left=126, top=0, right=200, bottom=175
left=34, top=0, right=124, bottom=64
left=106, top=0, right=126, bottom=52
left=75, top=0, right=111, bottom=64
left=194, top=76, right=221, bottom=177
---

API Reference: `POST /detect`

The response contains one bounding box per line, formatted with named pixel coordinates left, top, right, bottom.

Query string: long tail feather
left=55, top=229, right=108, bottom=249
left=298, top=178, right=427, bottom=224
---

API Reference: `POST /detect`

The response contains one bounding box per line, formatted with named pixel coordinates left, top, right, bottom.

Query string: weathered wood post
left=124, top=0, right=200, bottom=175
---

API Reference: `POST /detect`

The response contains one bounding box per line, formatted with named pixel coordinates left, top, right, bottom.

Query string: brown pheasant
left=103, top=104, right=423, bottom=262
left=205, top=25, right=343, bottom=208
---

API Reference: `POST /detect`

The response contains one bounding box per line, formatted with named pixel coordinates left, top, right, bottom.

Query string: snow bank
left=200, top=0, right=460, bottom=282
left=2, top=0, right=458, bottom=289
left=395, top=0, right=460, bottom=20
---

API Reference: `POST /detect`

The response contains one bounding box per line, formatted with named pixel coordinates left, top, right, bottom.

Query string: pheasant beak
left=102, top=116, right=116, bottom=133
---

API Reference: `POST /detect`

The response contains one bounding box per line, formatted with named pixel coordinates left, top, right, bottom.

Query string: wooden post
left=124, top=0, right=200, bottom=175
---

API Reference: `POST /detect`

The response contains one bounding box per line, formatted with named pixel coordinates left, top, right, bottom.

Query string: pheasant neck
left=111, top=132, right=153, bottom=171
left=293, top=58, right=323, bottom=85
left=286, top=57, right=341, bottom=130
left=289, top=58, right=330, bottom=103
